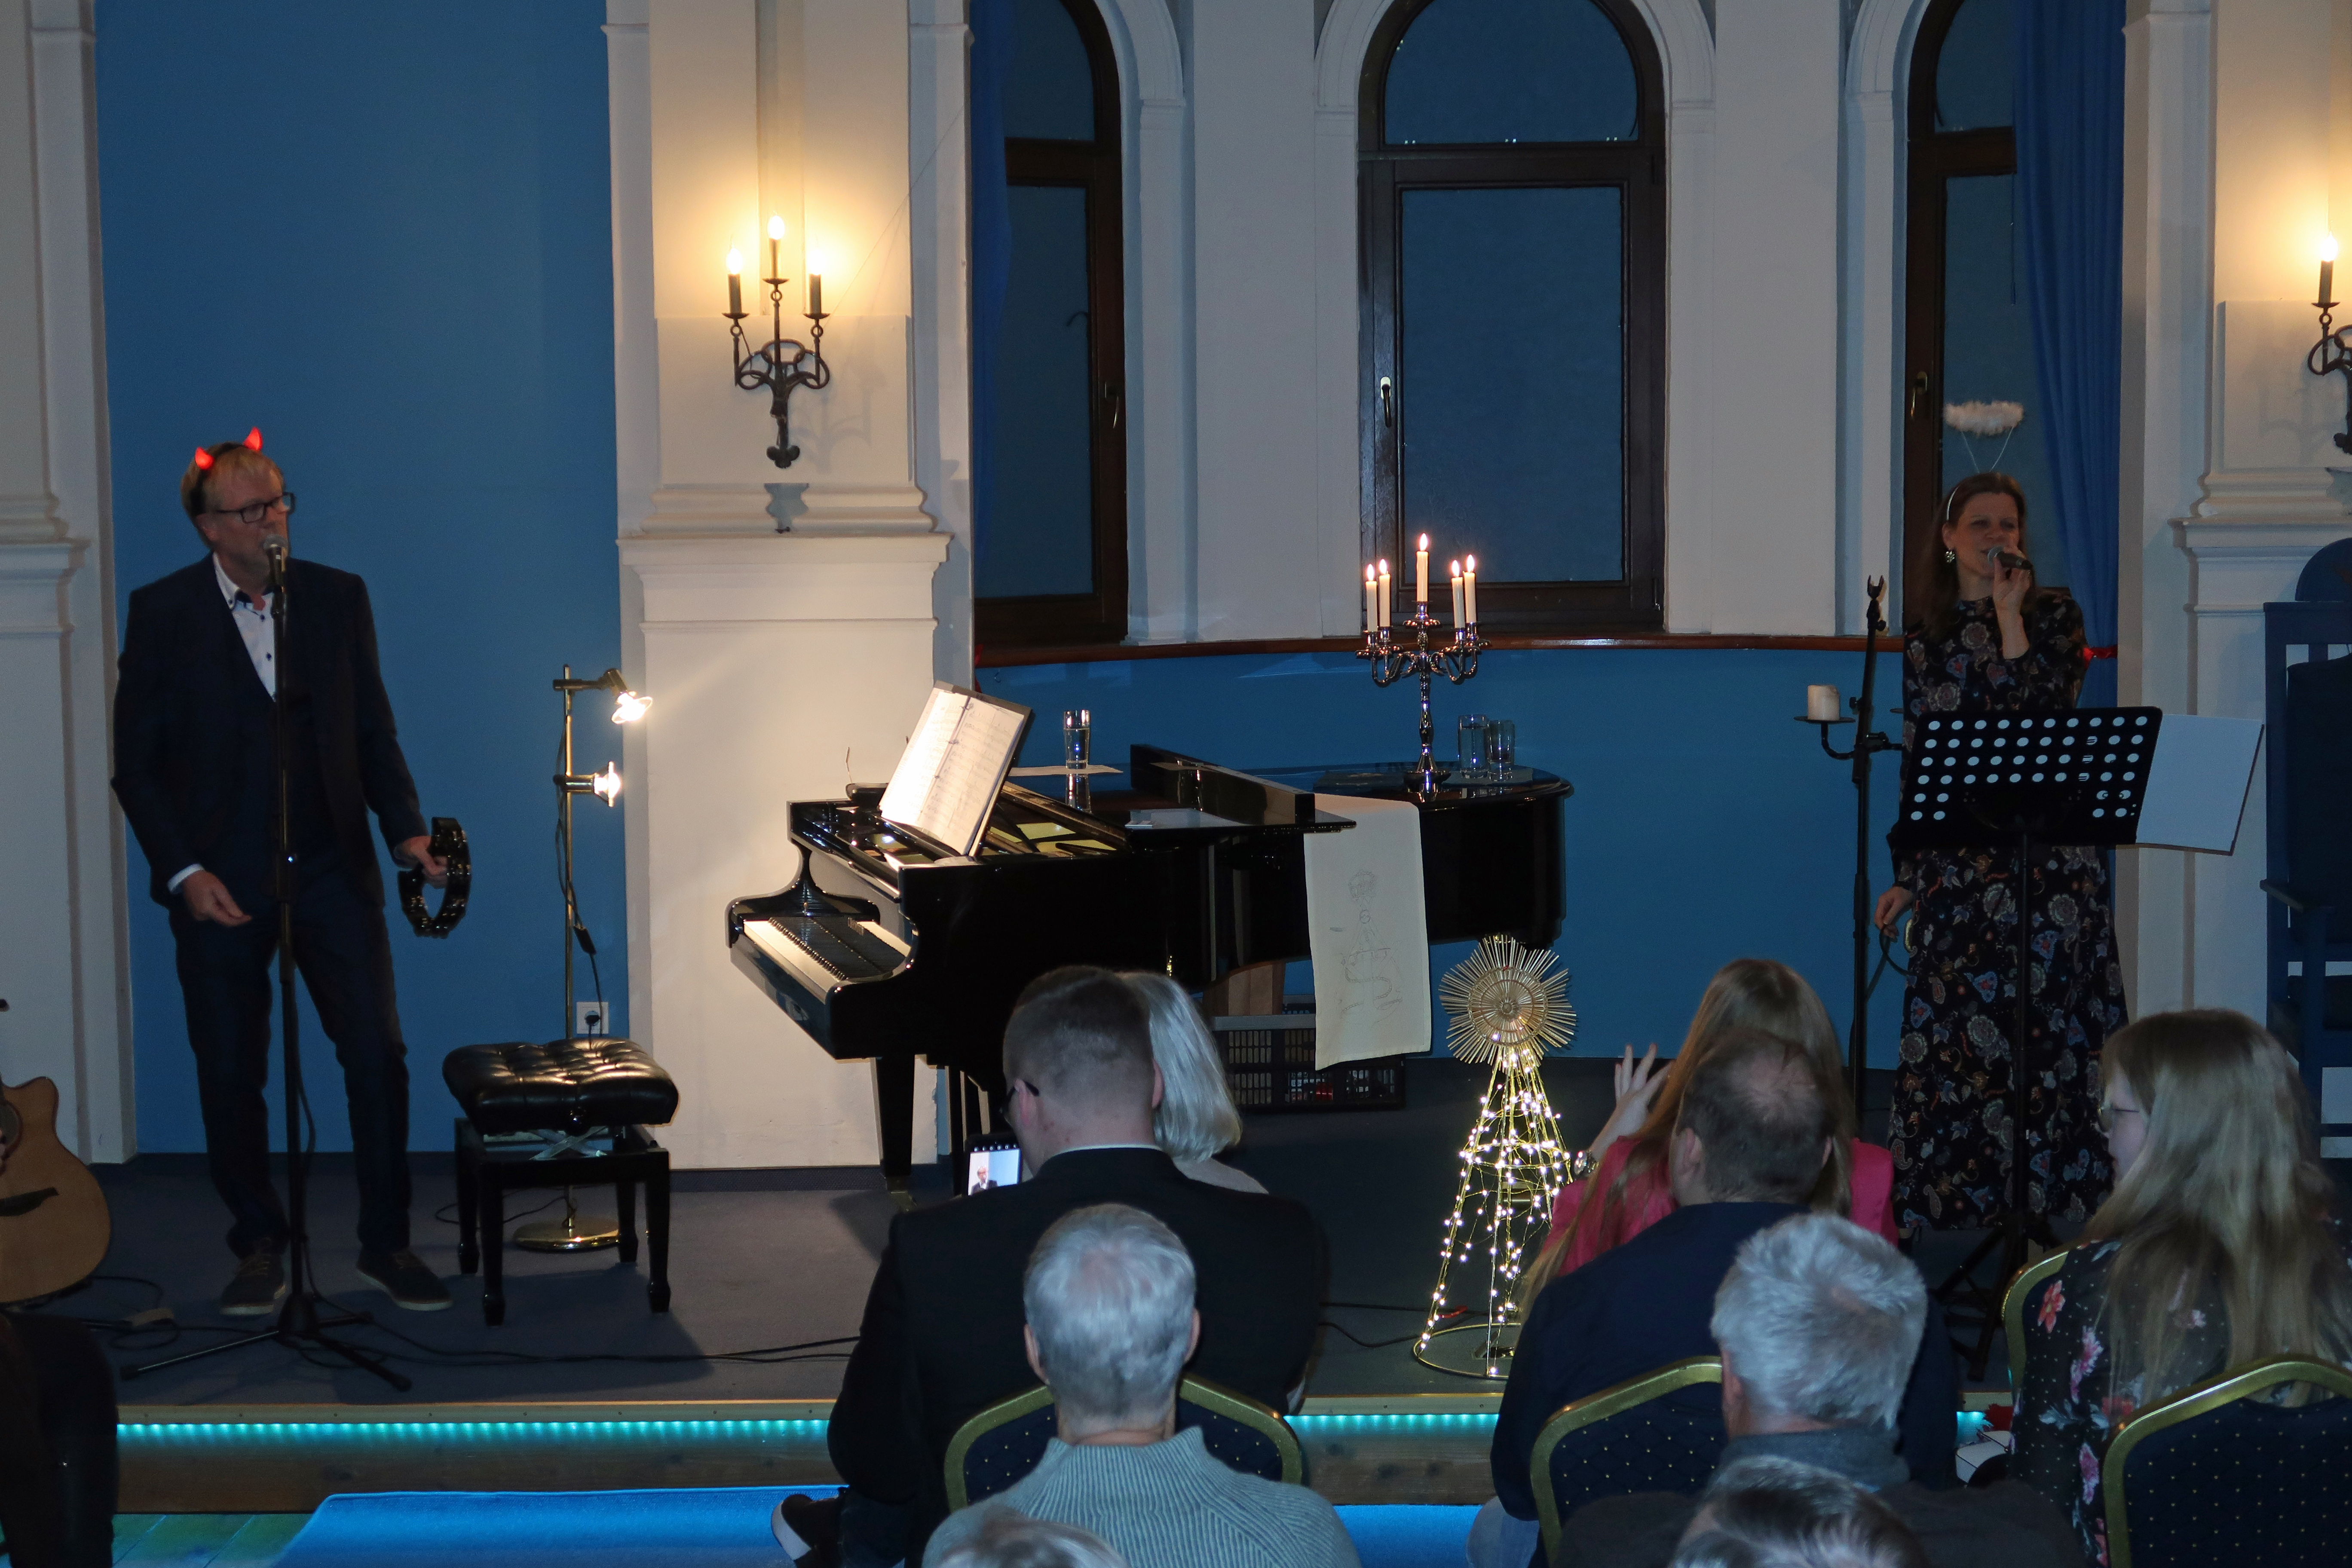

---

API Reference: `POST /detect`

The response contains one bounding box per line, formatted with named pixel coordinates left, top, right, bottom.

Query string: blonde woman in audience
left=1125, top=972, right=1265, bottom=1193
left=1521, top=959, right=1894, bottom=1301
left=2012, top=1009, right=2352, bottom=1565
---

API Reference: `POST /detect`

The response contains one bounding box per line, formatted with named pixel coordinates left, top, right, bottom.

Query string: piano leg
left=875, top=1052, right=916, bottom=1211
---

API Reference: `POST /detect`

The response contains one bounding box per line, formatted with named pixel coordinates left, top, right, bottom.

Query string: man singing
left=113, top=431, right=452, bottom=1316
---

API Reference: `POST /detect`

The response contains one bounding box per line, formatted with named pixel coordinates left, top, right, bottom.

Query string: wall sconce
left=725, top=215, right=830, bottom=469
left=2306, top=235, right=2352, bottom=454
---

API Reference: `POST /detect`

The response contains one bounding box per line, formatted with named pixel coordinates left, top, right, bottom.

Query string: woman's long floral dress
left=1886, top=594, right=2124, bottom=1231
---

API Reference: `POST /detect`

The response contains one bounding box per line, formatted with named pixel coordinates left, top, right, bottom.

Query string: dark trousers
left=168, top=861, right=411, bottom=1257
left=0, top=1313, right=118, bottom=1568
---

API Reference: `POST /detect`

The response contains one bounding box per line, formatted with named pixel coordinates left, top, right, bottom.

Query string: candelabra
left=725, top=234, right=830, bottom=469
left=1360, top=606, right=1487, bottom=795
left=2309, top=284, right=2352, bottom=456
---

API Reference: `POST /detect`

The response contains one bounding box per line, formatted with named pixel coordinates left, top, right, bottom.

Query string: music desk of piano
left=728, top=746, right=1570, bottom=1200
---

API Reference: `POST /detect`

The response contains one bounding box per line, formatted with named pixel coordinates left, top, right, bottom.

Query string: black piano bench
left=442, top=1038, right=680, bottom=1327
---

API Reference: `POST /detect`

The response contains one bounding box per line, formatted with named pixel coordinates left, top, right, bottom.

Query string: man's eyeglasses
left=208, top=492, right=297, bottom=527
left=2095, top=1101, right=2143, bottom=1134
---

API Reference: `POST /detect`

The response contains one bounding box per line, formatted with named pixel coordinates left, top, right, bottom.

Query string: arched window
left=974, top=0, right=1126, bottom=649
left=1902, top=0, right=2067, bottom=592
left=1360, top=0, right=1666, bottom=634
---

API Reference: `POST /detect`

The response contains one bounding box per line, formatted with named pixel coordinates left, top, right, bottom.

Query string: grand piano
left=727, top=742, right=1570, bottom=1191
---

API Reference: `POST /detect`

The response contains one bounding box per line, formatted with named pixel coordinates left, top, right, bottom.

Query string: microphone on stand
left=261, top=534, right=288, bottom=593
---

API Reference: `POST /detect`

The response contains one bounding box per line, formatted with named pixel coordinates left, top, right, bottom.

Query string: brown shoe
left=220, top=1250, right=288, bottom=1317
left=356, top=1249, right=452, bottom=1311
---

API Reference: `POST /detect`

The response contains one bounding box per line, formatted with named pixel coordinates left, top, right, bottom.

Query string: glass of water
left=1456, top=714, right=1491, bottom=780
left=1063, top=709, right=1091, bottom=768
left=1489, top=719, right=1516, bottom=776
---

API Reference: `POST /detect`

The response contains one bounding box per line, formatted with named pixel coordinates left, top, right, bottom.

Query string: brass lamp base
left=511, top=1189, right=620, bottom=1253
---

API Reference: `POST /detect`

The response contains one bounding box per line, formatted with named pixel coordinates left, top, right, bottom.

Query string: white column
left=616, top=0, right=948, bottom=1165
left=909, top=0, right=973, bottom=681
left=0, top=0, right=131, bottom=1162
left=2161, top=0, right=2352, bottom=1016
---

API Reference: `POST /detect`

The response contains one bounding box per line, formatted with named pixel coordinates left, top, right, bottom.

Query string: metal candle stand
left=726, top=266, right=830, bottom=469
left=1359, top=606, right=1487, bottom=796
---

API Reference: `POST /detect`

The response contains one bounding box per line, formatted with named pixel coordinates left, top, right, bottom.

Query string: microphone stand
left=125, top=538, right=407, bottom=1387
left=1798, top=578, right=1900, bottom=1119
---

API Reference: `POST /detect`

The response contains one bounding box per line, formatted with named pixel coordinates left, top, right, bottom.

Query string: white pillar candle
left=1463, top=555, right=1478, bottom=625
left=1416, top=535, right=1430, bottom=606
left=1450, top=560, right=1464, bottom=625
left=1807, top=684, right=1843, bottom=722
left=1377, top=560, right=1391, bottom=629
left=1364, top=565, right=1377, bottom=631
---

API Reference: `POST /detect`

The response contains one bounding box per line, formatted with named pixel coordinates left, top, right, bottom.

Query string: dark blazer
left=113, top=555, right=426, bottom=906
left=1491, top=1202, right=1960, bottom=1521
left=826, top=1147, right=1327, bottom=1557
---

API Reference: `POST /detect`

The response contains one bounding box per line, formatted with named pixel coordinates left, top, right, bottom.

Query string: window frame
left=1902, top=0, right=2017, bottom=598
left=1357, top=0, right=1668, bottom=635
left=975, top=0, right=1130, bottom=651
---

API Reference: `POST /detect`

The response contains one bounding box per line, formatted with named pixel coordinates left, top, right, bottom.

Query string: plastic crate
left=1211, top=1008, right=1406, bottom=1112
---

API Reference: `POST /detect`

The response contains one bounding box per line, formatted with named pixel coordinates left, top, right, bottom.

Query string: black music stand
left=1891, top=706, right=2159, bottom=1375
left=125, top=545, right=407, bottom=1388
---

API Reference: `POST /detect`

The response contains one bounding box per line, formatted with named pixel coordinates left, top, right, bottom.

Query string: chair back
left=943, top=1376, right=1302, bottom=1511
left=1531, top=1356, right=1724, bottom=1568
left=2000, top=1249, right=2067, bottom=1394
left=2103, top=1354, right=2352, bottom=1568
left=2262, top=592, right=2352, bottom=1134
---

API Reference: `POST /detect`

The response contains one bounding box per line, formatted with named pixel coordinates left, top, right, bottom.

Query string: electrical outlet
left=574, top=1001, right=610, bottom=1037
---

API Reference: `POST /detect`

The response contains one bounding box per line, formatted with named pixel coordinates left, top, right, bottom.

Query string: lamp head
left=609, top=689, right=650, bottom=724
left=592, top=763, right=622, bottom=806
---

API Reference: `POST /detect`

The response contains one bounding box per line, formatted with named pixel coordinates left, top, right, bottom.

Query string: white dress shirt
left=165, top=556, right=279, bottom=895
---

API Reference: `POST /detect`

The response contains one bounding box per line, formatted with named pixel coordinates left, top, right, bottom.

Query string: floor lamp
left=512, top=665, right=649, bottom=1254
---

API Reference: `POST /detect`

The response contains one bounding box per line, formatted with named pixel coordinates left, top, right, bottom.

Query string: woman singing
left=1873, top=472, right=2125, bottom=1235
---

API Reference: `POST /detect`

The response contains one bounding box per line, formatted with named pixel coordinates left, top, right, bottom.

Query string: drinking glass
left=1455, top=714, right=1491, bottom=779
left=1063, top=709, right=1091, bottom=768
left=1490, top=719, right=1517, bottom=776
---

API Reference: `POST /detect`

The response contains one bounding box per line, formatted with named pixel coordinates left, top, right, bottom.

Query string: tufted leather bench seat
left=442, top=1038, right=676, bottom=1326
left=442, top=1038, right=679, bottom=1137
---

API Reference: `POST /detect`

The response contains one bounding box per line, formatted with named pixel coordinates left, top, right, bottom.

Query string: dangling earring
left=1942, top=548, right=1957, bottom=564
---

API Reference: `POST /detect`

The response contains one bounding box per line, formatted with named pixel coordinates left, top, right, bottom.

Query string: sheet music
left=879, top=685, right=1031, bottom=856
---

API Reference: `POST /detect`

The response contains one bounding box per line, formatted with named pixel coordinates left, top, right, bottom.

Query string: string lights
left=1415, top=937, right=1578, bottom=1379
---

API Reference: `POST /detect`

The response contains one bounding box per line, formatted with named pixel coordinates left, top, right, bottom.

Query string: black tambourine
left=399, top=816, right=471, bottom=938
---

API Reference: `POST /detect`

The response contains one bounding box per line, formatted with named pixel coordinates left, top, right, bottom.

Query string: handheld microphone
left=1984, top=545, right=2032, bottom=574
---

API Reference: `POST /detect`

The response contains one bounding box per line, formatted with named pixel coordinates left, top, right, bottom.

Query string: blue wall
left=97, top=3, right=623, bottom=1153
left=982, top=647, right=1911, bottom=1068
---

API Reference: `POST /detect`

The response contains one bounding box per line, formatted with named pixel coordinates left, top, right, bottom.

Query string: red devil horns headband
left=190, top=428, right=264, bottom=471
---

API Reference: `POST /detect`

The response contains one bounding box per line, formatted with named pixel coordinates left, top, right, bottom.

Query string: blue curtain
left=2014, top=0, right=2125, bottom=706
left=970, top=0, right=1014, bottom=592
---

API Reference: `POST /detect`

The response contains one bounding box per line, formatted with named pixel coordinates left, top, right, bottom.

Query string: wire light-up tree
left=1415, top=936, right=1577, bottom=1378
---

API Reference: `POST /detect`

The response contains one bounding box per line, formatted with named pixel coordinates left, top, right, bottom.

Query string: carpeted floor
left=270, top=1488, right=1482, bottom=1568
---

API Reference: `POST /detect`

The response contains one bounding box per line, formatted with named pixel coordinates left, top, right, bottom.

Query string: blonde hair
left=1519, top=959, right=1856, bottom=1305
left=1124, top=972, right=1243, bottom=1165
left=2079, top=1010, right=2352, bottom=1398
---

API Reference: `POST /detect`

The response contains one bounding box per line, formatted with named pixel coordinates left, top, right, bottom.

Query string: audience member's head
left=1528, top=961, right=1855, bottom=1298
left=1671, top=1457, right=1929, bottom=1568
left=928, top=1510, right=1130, bottom=1568
left=1023, top=1204, right=1200, bottom=1442
left=2082, top=1008, right=2352, bottom=1397
left=1004, top=968, right=1161, bottom=1164
left=1669, top=1029, right=1835, bottom=1208
left=1124, top=972, right=1243, bottom=1166
left=1710, top=1213, right=1926, bottom=1438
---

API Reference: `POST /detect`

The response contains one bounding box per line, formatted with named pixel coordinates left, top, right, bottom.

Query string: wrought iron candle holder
left=726, top=261, right=830, bottom=469
left=1359, top=606, right=1486, bottom=796
left=2307, top=266, right=2352, bottom=455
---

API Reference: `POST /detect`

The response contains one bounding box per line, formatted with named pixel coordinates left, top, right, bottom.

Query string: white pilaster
left=0, top=0, right=130, bottom=1162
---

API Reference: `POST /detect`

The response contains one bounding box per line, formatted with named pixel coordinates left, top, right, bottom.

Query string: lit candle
left=1450, top=560, right=1464, bottom=625
left=808, top=273, right=824, bottom=317
left=1416, top=534, right=1430, bottom=607
left=1463, top=554, right=1478, bottom=625
left=1377, top=559, right=1392, bottom=629
left=2323, top=235, right=2339, bottom=306
left=1364, top=565, right=1377, bottom=631
left=769, top=214, right=787, bottom=282
left=1807, top=684, right=1843, bottom=722
left=726, top=249, right=743, bottom=316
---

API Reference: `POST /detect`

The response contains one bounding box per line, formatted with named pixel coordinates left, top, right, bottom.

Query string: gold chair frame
left=942, top=1373, right=1303, bottom=1512
left=2000, top=1248, right=2068, bottom=1393
left=1530, top=1354, right=1723, bottom=1567
left=2100, top=1353, right=2352, bottom=1568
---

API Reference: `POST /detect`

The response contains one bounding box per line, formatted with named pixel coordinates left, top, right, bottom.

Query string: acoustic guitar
left=0, top=1078, right=110, bottom=1304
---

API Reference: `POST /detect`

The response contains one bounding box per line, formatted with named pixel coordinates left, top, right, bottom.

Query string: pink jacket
left=1541, top=1137, right=1899, bottom=1279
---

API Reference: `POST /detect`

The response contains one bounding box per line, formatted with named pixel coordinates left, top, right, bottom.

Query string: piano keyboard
left=750, top=913, right=908, bottom=983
